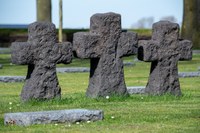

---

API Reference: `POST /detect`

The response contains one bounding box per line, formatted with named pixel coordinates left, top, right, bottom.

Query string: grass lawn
left=0, top=53, right=200, bottom=133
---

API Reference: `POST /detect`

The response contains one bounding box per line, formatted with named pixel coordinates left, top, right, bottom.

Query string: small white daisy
left=106, top=96, right=109, bottom=99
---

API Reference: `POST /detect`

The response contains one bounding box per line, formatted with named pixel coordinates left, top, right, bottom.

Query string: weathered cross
left=138, top=21, right=192, bottom=96
left=73, top=12, right=138, bottom=98
left=11, top=22, right=72, bottom=101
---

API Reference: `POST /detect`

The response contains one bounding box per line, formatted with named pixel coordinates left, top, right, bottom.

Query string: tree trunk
left=37, top=0, right=52, bottom=22
left=181, top=0, right=200, bottom=49
left=192, top=0, right=200, bottom=49
left=59, top=0, right=63, bottom=42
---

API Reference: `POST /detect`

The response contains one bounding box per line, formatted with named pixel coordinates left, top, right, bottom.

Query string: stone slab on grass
left=4, top=109, right=103, bottom=126
left=56, top=63, right=135, bottom=73
left=178, top=72, right=200, bottom=78
left=0, top=48, right=11, bottom=54
left=0, top=76, right=25, bottom=82
left=56, top=67, right=90, bottom=73
left=123, top=62, right=135, bottom=67
left=127, top=86, right=145, bottom=94
left=193, top=50, right=200, bottom=54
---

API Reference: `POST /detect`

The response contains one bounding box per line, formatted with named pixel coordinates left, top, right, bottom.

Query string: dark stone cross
left=138, top=21, right=192, bottom=96
left=73, top=12, right=138, bottom=98
left=11, top=22, right=72, bottom=101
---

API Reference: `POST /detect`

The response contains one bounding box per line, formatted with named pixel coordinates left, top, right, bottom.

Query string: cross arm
left=56, top=42, right=73, bottom=64
left=73, top=32, right=100, bottom=59
left=11, top=42, right=33, bottom=65
left=178, top=39, right=192, bottom=61
left=138, top=40, right=159, bottom=62
left=117, top=31, right=138, bottom=57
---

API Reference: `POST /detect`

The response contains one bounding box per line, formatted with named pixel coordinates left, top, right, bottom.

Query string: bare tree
left=192, top=0, right=200, bottom=49
left=59, top=0, right=63, bottom=42
left=182, top=0, right=200, bottom=48
left=36, top=0, right=52, bottom=22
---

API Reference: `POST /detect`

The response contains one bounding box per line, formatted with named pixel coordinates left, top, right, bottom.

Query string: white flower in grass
left=87, top=120, right=91, bottom=123
left=76, top=122, right=80, bottom=125
left=111, top=116, right=115, bottom=119
left=9, top=102, right=12, bottom=105
left=106, top=96, right=109, bottom=99
left=66, top=124, right=71, bottom=127
left=141, top=97, right=144, bottom=100
left=9, top=107, right=12, bottom=110
left=55, top=123, right=58, bottom=126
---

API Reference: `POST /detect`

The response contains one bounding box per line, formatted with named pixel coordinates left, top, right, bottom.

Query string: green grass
left=0, top=54, right=200, bottom=133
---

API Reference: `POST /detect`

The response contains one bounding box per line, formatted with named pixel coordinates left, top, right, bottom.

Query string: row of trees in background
left=36, top=0, right=200, bottom=48
left=131, top=16, right=177, bottom=29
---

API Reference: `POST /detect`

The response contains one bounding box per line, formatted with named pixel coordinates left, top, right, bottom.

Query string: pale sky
left=0, top=0, right=183, bottom=28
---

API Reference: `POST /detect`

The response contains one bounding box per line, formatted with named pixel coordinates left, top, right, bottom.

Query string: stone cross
left=11, top=22, right=72, bottom=101
left=73, top=12, right=138, bottom=98
left=138, top=21, right=192, bottom=96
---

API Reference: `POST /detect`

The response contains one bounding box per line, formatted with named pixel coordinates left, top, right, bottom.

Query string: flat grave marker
left=4, top=109, right=103, bottom=126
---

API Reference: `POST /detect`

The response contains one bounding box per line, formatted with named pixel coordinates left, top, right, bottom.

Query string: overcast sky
left=0, top=0, right=183, bottom=28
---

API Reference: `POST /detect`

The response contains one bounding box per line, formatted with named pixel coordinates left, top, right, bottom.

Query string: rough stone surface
left=138, top=21, right=192, bottom=96
left=0, top=76, right=25, bottom=82
left=4, top=109, right=103, bottom=126
left=56, top=67, right=90, bottom=73
left=11, top=22, right=73, bottom=101
left=73, top=12, right=138, bottom=98
left=178, top=72, right=200, bottom=78
left=127, top=86, right=145, bottom=94
left=0, top=64, right=2, bottom=69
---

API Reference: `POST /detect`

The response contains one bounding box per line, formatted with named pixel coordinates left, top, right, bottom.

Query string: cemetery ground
left=0, top=53, right=200, bottom=133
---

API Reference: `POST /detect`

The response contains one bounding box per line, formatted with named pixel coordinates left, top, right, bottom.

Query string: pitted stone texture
left=4, top=109, right=103, bottom=126
left=11, top=22, right=73, bottom=101
left=0, top=76, right=25, bottom=82
left=73, top=12, right=138, bottom=98
left=138, top=21, right=192, bottom=96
